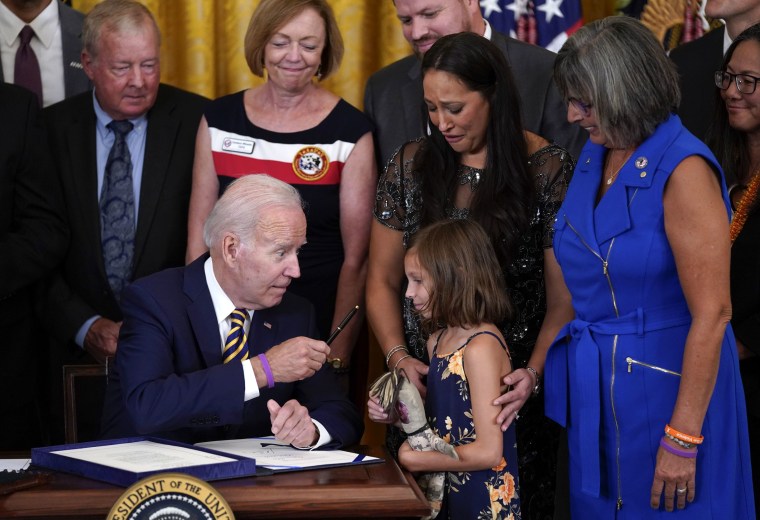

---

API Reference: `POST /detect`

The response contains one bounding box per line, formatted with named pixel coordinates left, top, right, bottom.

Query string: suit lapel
left=401, top=61, right=425, bottom=141
left=134, top=85, right=179, bottom=270
left=67, top=103, right=106, bottom=276
left=184, top=255, right=222, bottom=367
left=250, top=308, right=277, bottom=356
left=594, top=162, right=638, bottom=245
left=563, top=145, right=604, bottom=255
left=491, top=32, right=511, bottom=61
left=58, top=3, right=87, bottom=96
left=594, top=116, right=680, bottom=245
left=713, top=26, right=725, bottom=62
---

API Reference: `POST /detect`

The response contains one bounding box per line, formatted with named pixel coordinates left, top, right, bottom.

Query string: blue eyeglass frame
left=568, top=97, right=592, bottom=115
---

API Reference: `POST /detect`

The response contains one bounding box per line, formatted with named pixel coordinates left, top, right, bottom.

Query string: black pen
left=326, top=305, right=359, bottom=345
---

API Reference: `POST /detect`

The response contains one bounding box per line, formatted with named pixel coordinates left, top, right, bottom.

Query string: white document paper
left=51, top=440, right=236, bottom=473
left=197, top=437, right=380, bottom=471
left=0, top=459, right=30, bottom=471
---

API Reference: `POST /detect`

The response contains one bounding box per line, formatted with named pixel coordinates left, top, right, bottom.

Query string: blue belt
left=544, top=305, right=692, bottom=497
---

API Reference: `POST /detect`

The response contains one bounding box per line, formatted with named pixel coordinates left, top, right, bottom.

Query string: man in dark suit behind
left=43, top=0, right=208, bottom=443
left=670, top=0, right=760, bottom=142
left=101, top=174, right=363, bottom=447
left=0, top=0, right=90, bottom=106
left=0, top=83, right=68, bottom=449
left=364, top=0, right=585, bottom=169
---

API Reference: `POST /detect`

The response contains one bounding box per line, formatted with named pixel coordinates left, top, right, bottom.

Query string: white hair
left=203, top=175, right=303, bottom=250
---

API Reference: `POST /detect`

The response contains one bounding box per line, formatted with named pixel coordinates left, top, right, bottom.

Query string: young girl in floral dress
left=399, top=219, right=521, bottom=519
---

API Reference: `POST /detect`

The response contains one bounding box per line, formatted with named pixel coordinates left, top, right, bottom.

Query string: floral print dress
left=426, top=330, right=521, bottom=520
left=375, top=138, right=573, bottom=519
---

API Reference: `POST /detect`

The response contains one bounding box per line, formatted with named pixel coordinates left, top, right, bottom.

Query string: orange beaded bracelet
left=664, top=424, right=704, bottom=445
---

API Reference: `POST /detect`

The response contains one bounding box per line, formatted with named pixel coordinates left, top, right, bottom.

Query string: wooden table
left=0, top=446, right=429, bottom=519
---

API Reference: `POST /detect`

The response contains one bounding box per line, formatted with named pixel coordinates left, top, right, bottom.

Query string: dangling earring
left=316, top=64, right=322, bottom=80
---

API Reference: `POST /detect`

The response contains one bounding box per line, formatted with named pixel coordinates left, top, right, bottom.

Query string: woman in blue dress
left=513, top=17, right=754, bottom=518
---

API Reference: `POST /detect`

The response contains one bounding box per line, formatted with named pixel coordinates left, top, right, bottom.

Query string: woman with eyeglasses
left=707, top=22, right=760, bottom=508
left=531, top=16, right=754, bottom=517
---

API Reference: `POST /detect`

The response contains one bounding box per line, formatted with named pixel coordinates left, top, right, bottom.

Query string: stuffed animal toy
left=369, top=369, right=458, bottom=519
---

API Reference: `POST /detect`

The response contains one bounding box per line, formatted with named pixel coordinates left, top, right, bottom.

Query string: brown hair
left=244, top=0, right=344, bottom=80
left=408, top=219, right=511, bottom=331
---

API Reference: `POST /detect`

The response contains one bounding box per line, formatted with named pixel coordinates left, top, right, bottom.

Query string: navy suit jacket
left=363, top=30, right=586, bottom=169
left=101, top=255, right=363, bottom=446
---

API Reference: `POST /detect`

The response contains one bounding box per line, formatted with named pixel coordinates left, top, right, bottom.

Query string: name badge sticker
left=222, top=137, right=255, bottom=155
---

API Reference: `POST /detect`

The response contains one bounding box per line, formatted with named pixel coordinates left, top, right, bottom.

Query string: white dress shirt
left=0, top=0, right=66, bottom=106
left=204, top=257, right=260, bottom=401
left=723, top=25, right=732, bottom=55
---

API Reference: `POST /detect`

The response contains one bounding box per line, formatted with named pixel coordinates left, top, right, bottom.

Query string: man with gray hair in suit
left=101, top=174, right=363, bottom=447
left=0, top=0, right=89, bottom=106
left=43, top=0, right=208, bottom=443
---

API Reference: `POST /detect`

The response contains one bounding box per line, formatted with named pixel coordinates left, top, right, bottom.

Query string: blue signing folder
left=197, top=437, right=383, bottom=473
left=31, top=437, right=260, bottom=487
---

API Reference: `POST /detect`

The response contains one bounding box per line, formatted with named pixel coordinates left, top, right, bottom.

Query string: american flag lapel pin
left=264, top=321, right=272, bottom=329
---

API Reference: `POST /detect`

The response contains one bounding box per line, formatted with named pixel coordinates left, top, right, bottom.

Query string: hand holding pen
left=326, top=305, right=359, bottom=345
left=325, top=305, right=359, bottom=371
left=257, top=306, right=359, bottom=384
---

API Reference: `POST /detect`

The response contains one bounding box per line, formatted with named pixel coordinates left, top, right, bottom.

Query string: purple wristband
left=258, top=353, right=275, bottom=389
left=659, top=437, right=697, bottom=458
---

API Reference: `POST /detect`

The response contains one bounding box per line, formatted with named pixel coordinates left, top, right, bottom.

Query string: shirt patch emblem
left=292, top=146, right=329, bottom=181
left=222, top=136, right=255, bottom=154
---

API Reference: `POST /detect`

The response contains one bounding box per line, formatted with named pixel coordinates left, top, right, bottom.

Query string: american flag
left=480, top=0, right=584, bottom=52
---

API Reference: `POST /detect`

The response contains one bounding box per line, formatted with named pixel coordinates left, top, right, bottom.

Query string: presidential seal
left=108, top=473, right=234, bottom=520
left=292, top=146, right=329, bottom=181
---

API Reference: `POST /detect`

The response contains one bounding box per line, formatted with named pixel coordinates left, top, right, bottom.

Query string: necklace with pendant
left=605, top=150, right=633, bottom=185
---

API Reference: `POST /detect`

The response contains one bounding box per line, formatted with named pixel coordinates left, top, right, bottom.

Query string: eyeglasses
left=715, top=70, right=760, bottom=94
left=568, top=97, right=593, bottom=116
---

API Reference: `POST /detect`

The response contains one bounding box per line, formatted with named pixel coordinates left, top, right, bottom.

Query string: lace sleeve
left=529, top=144, right=576, bottom=248
left=373, top=139, right=424, bottom=241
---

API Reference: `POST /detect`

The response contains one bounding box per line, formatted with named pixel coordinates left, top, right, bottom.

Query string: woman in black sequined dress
left=366, top=33, right=576, bottom=519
